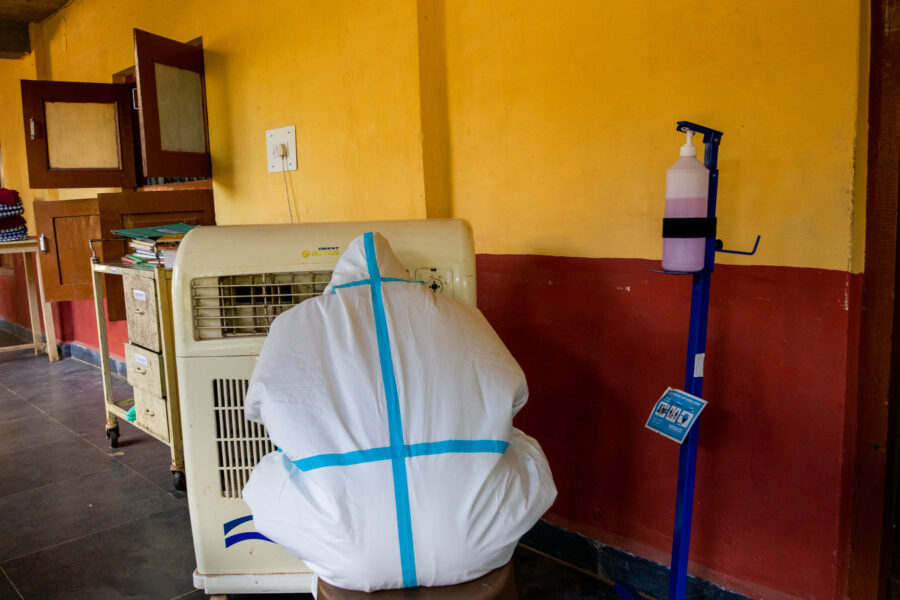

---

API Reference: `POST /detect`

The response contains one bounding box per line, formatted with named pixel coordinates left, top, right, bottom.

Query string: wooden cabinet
left=20, top=28, right=210, bottom=188
left=133, top=29, right=210, bottom=178
left=33, top=189, right=215, bottom=320
left=20, top=81, right=137, bottom=189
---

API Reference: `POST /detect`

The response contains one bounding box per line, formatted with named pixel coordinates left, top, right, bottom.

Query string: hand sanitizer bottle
left=662, top=131, right=709, bottom=272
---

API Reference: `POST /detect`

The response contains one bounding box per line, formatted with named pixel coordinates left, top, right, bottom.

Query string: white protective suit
left=243, top=232, right=556, bottom=592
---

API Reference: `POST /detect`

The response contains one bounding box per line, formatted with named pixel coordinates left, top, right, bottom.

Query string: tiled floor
left=0, top=330, right=617, bottom=599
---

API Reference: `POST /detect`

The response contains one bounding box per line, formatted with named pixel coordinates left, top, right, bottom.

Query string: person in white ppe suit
left=243, top=231, right=556, bottom=593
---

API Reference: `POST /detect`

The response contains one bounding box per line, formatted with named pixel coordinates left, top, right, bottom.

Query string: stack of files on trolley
left=112, top=223, right=196, bottom=269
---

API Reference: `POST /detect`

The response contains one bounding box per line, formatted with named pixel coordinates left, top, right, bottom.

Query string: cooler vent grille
left=212, top=378, right=276, bottom=498
left=191, top=271, right=332, bottom=339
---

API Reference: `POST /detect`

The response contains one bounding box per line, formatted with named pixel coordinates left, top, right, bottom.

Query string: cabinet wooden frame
left=34, top=197, right=116, bottom=305
left=133, top=28, right=211, bottom=178
left=20, top=80, right=137, bottom=189
left=19, top=28, right=211, bottom=189
left=33, top=189, right=215, bottom=321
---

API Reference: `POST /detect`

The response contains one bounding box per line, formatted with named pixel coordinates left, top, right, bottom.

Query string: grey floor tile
left=125, top=450, right=183, bottom=489
left=0, top=351, right=36, bottom=371
left=0, top=352, right=82, bottom=379
left=12, top=373, right=105, bottom=410
left=43, top=402, right=116, bottom=439
left=0, top=460, right=184, bottom=562
left=34, top=380, right=131, bottom=433
left=514, top=547, right=618, bottom=600
left=0, top=437, right=117, bottom=498
left=0, top=414, right=77, bottom=455
left=2, top=507, right=195, bottom=600
left=100, top=417, right=161, bottom=453
left=78, top=415, right=138, bottom=450
left=0, top=328, right=27, bottom=343
left=171, top=590, right=207, bottom=599
left=0, top=568, right=22, bottom=600
left=0, top=394, right=42, bottom=424
left=0, top=355, right=101, bottom=399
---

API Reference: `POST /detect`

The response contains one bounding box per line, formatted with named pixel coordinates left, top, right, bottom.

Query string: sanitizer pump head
left=680, top=131, right=698, bottom=158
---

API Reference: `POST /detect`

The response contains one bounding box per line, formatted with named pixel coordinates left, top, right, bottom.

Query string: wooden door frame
left=849, top=0, right=900, bottom=597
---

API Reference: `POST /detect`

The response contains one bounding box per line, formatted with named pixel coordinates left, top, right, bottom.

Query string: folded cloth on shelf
left=0, top=188, right=20, bottom=206
left=0, top=200, right=24, bottom=218
left=0, top=226, right=28, bottom=242
left=243, top=232, right=556, bottom=593
left=0, top=215, right=26, bottom=229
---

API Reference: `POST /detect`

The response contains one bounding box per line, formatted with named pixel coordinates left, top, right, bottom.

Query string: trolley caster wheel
left=106, top=427, right=119, bottom=448
left=172, top=470, right=186, bottom=492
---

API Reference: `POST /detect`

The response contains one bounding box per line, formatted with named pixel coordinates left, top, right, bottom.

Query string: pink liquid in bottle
left=662, top=139, right=709, bottom=272
left=662, top=197, right=708, bottom=272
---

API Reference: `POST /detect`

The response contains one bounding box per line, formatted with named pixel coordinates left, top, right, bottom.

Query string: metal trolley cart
left=89, top=240, right=186, bottom=491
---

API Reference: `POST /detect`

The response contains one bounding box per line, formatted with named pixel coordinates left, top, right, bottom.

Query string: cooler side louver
left=212, top=378, right=276, bottom=498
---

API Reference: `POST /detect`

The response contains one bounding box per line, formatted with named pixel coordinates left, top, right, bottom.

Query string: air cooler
left=171, top=219, right=476, bottom=594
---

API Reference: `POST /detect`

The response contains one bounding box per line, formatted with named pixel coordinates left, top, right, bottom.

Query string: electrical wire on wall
left=268, top=130, right=298, bottom=222
left=282, top=153, right=294, bottom=223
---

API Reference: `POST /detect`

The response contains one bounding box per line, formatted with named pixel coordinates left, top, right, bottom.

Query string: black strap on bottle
left=662, top=217, right=717, bottom=239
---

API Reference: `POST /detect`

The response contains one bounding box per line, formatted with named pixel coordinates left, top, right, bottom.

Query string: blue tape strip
left=332, top=279, right=372, bottom=290
left=332, top=277, right=423, bottom=291
left=223, top=514, right=254, bottom=535
left=294, top=440, right=508, bottom=472
left=293, top=446, right=392, bottom=471
left=224, top=531, right=274, bottom=548
left=406, top=439, right=509, bottom=457
left=364, top=232, right=418, bottom=588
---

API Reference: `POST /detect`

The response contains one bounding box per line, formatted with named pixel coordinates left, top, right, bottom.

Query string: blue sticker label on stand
left=645, top=387, right=707, bottom=444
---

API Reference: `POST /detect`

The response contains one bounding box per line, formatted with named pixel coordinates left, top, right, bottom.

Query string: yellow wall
left=440, top=1, right=868, bottom=271
left=0, top=0, right=868, bottom=272
left=0, top=53, right=37, bottom=224
left=8, top=0, right=427, bottom=218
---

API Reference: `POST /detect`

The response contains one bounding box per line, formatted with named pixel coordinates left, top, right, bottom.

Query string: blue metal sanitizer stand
left=616, top=121, right=746, bottom=600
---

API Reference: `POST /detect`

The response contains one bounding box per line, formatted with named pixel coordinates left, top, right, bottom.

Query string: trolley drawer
left=123, top=272, right=160, bottom=353
left=125, top=343, right=166, bottom=397
left=134, top=388, right=169, bottom=443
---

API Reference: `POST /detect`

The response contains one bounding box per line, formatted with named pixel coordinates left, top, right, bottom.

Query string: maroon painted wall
left=0, top=254, right=42, bottom=330
left=0, top=257, right=128, bottom=359
left=0, top=251, right=859, bottom=598
left=57, top=299, right=129, bottom=359
left=479, top=254, right=858, bottom=599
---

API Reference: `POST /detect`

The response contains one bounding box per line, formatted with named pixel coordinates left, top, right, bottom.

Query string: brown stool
left=317, top=562, right=517, bottom=600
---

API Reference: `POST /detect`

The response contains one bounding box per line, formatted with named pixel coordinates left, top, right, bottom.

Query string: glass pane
left=155, top=62, right=206, bottom=153
left=45, top=102, right=120, bottom=169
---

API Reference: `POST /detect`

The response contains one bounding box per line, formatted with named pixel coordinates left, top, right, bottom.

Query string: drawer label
left=134, top=353, right=149, bottom=367
left=133, top=289, right=147, bottom=302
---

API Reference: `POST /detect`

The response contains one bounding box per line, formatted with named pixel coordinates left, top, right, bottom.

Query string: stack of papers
left=112, top=223, right=196, bottom=269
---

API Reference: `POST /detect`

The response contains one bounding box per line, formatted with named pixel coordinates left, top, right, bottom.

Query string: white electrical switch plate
left=266, top=125, right=297, bottom=172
